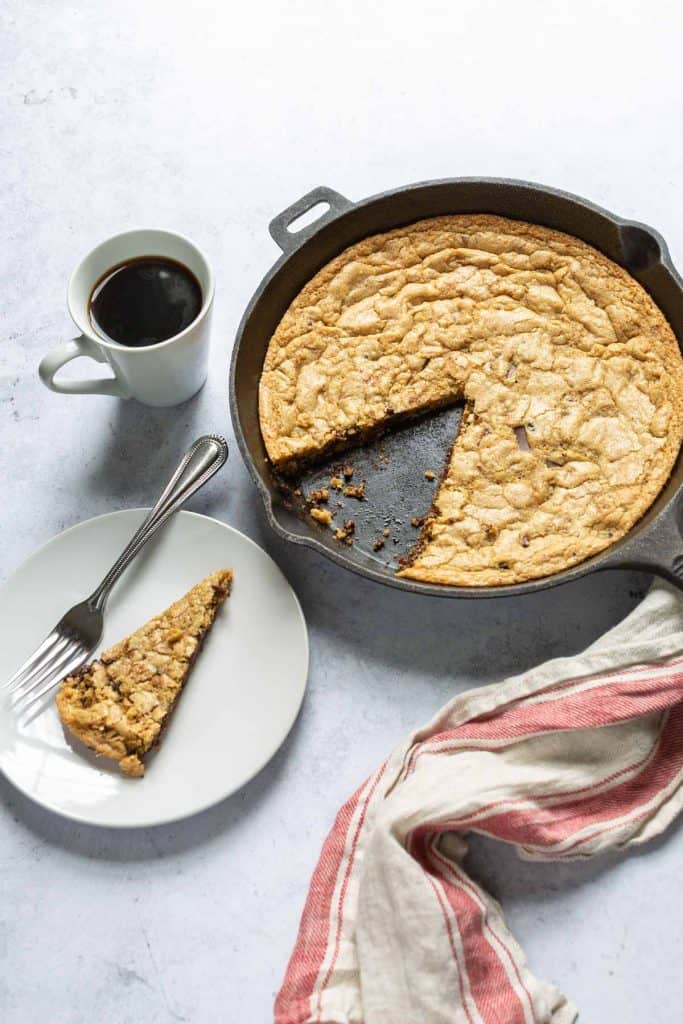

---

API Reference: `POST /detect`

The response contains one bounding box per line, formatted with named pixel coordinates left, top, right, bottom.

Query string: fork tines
left=6, top=625, right=86, bottom=717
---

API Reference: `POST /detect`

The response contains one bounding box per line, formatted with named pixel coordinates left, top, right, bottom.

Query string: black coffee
left=89, top=256, right=202, bottom=347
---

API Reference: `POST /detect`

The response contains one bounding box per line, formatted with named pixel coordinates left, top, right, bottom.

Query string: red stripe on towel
left=467, top=706, right=683, bottom=851
left=275, top=765, right=385, bottom=1024
left=314, top=765, right=386, bottom=1019
left=414, top=722, right=662, bottom=836
left=406, top=665, right=683, bottom=777
left=414, top=833, right=530, bottom=1024
left=274, top=785, right=364, bottom=1024
left=430, top=841, right=537, bottom=1024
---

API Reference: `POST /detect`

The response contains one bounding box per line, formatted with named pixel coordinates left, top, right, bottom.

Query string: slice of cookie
left=56, top=569, right=232, bottom=777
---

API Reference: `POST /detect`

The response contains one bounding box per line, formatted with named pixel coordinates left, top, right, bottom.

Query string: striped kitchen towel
left=275, top=582, right=683, bottom=1023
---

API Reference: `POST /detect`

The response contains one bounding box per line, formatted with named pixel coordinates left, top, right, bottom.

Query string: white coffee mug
left=39, top=229, right=214, bottom=407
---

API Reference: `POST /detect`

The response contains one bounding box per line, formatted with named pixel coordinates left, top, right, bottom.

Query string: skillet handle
left=595, top=497, right=683, bottom=592
left=269, top=186, right=353, bottom=254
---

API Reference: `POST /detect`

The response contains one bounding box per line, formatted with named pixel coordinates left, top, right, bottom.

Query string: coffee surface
left=89, top=257, right=202, bottom=347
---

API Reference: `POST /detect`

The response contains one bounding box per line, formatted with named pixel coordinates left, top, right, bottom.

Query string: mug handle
left=38, top=336, right=131, bottom=397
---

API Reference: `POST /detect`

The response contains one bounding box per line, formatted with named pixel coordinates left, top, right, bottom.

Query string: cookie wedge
left=56, top=569, right=232, bottom=777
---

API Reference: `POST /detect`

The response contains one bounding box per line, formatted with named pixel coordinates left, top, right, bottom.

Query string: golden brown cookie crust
left=259, top=215, right=683, bottom=585
left=56, top=569, right=232, bottom=775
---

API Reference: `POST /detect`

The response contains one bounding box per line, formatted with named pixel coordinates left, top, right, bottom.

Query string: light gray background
left=2, top=1, right=682, bottom=1020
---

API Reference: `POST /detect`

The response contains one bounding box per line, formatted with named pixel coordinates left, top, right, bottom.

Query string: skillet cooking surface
left=295, top=404, right=465, bottom=569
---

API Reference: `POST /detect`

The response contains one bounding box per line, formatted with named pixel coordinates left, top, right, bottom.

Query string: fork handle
left=89, top=434, right=228, bottom=609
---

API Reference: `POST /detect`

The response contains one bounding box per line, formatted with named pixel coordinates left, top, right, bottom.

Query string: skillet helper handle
left=596, top=499, right=683, bottom=592
left=269, top=186, right=353, bottom=255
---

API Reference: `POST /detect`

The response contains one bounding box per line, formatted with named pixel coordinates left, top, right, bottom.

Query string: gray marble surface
left=2, top=1, right=682, bottom=1020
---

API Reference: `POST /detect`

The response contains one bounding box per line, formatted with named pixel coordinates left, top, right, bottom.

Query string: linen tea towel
left=275, top=582, right=683, bottom=1024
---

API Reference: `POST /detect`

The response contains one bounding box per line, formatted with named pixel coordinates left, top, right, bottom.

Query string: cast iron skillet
left=230, top=178, right=683, bottom=598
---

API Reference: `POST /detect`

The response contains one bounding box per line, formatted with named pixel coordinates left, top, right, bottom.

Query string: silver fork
left=5, top=434, right=228, bottom=720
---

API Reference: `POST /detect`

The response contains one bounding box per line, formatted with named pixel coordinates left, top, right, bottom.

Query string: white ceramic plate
left=0, top=510, right=308, bottom=828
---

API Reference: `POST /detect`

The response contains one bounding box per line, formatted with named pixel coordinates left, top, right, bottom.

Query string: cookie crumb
left=342, top=464, right=354, bottom=479
left=424, top=470, right=436, bottom=481
left=383, top=528, right=390, bottom=537
left=333, top=519, right=355, bottom=544
left=411, top=516, right=425, bottom=528
left=344, top=483, right=365, bottom=500
left=308, top=487, right=329, bottom=503
left=329, top=476, right=344, bottom=490
left=373, top=537, right=385, bottom=551
left=310, top=507, right=332, bottom=526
